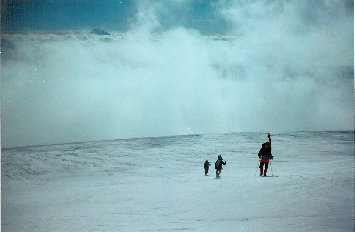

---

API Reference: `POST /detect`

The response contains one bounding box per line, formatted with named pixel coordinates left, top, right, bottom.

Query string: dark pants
left=204, top=168, right=209, bottom=175
left=259, top=161, right=269, bottom=176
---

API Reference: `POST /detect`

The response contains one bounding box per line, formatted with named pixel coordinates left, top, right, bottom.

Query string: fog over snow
left=1, top=0, right=354, bottom=148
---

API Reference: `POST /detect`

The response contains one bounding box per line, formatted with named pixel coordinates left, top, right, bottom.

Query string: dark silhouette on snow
left=258, top=133, right=273, bottom=176
left=204, top=160, right=211, bottom=175
left=215, top=155, right=226, bottom=177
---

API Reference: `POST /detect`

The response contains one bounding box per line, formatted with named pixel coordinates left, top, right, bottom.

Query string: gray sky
left=1, top=0, right=354, bottom=148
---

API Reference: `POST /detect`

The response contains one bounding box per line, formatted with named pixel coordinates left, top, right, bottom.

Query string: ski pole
left=255, top=165, right=259, bottom=176
left=270, top=160, right=274, bottom=176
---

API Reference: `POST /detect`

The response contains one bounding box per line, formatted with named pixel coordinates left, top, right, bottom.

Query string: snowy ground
left=2, top=131, right=354, bottom=231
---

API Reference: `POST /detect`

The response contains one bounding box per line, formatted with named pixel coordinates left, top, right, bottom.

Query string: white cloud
left=1, top=0, right=353, bottom=147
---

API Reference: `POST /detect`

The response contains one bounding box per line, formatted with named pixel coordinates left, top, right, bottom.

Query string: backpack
left=215, top=160, right=222, bottom=170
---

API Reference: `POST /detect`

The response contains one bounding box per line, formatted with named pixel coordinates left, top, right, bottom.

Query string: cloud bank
left=1, top=0, right=353, bottom=148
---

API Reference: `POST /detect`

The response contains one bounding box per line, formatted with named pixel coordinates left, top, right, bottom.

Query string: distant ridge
left=1, top=30, right=236, bottom=41
left=90, top=29, right=111, bottom=36
left=2, top=130, right=353, bottom=150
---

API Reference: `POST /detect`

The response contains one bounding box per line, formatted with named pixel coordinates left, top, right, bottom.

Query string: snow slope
left=2, top=131, right=354, bottom=231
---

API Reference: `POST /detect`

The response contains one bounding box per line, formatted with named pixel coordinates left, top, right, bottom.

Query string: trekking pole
left=270, top=160, right=274, bottom=176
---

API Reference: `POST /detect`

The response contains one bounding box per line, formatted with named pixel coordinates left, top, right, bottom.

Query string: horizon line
left=1, top=129, right=354, bottom=150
